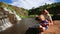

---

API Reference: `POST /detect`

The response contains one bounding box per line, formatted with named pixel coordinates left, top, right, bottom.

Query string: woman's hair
left=42, top=9, right=49, bottom=14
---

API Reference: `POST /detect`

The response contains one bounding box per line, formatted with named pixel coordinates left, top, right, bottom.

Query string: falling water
left=0, top=17, right=13, bottom=31
left=4, top=7, right=21, bottom=20
left=13, top=11, right=21, bottom=20
left=0, top=7, right=22, bottom=31
left=3, top=7, right=13, bottom=14
left=0, top=8, right=13, bottom=31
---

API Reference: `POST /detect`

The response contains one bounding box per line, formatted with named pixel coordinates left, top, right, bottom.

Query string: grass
left=28, top=14, right=54, bottom=18
left=28, top=15, right=36, bottom=18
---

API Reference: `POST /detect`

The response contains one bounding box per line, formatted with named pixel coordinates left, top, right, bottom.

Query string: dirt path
left=41, top=20, right=60, bottom=34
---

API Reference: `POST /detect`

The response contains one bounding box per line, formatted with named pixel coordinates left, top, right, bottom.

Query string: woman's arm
left=47, top=14, right=53, bottom=25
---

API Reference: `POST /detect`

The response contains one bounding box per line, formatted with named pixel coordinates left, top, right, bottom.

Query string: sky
left=0, top=0, right=60, bottom=9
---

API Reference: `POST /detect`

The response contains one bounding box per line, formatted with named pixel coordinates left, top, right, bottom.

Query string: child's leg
left=39, top=25, right=46, bottom=32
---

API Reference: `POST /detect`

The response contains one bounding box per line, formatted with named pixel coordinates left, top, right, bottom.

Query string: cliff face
left=0, top=2, right=28, bottom=17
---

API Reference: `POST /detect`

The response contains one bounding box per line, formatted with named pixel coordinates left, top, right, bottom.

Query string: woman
left=41, top=9, right=53, bottom=25
left=39, top=9, right=53, bottom=31
left=25, top=9, right=53, bottom=34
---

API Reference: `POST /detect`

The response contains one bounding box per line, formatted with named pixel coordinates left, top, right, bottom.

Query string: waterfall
left=0, top=8, right=13, bottom=31
left=0, top=7, right=22, bottom=31
left=0, top=18, right=13, bottom=31
left=3, top=7, right=13, bottom=14
left=13, top=11, right=21, bottom=20
left=4, top=7, right=21, bottom=20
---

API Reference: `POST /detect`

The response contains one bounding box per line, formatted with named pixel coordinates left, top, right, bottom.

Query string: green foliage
left=28, top=2, right=60, bottom=15
left=28, top=15, right=36, bottom=18
left=27, top=14, right=53, bottom=18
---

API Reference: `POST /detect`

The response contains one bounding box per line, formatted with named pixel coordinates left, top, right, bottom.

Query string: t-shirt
left=44, top=13, right=52, bottom=21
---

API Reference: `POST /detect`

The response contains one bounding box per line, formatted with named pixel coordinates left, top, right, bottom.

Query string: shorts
left=44, top=26, right=48, bottom=30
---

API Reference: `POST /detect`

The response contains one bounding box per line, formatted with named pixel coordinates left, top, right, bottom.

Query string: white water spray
left=4, top=7, right=21, bottom=20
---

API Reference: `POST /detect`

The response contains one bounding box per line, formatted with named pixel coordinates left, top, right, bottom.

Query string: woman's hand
left=48, top=21, right=53, bottom=26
